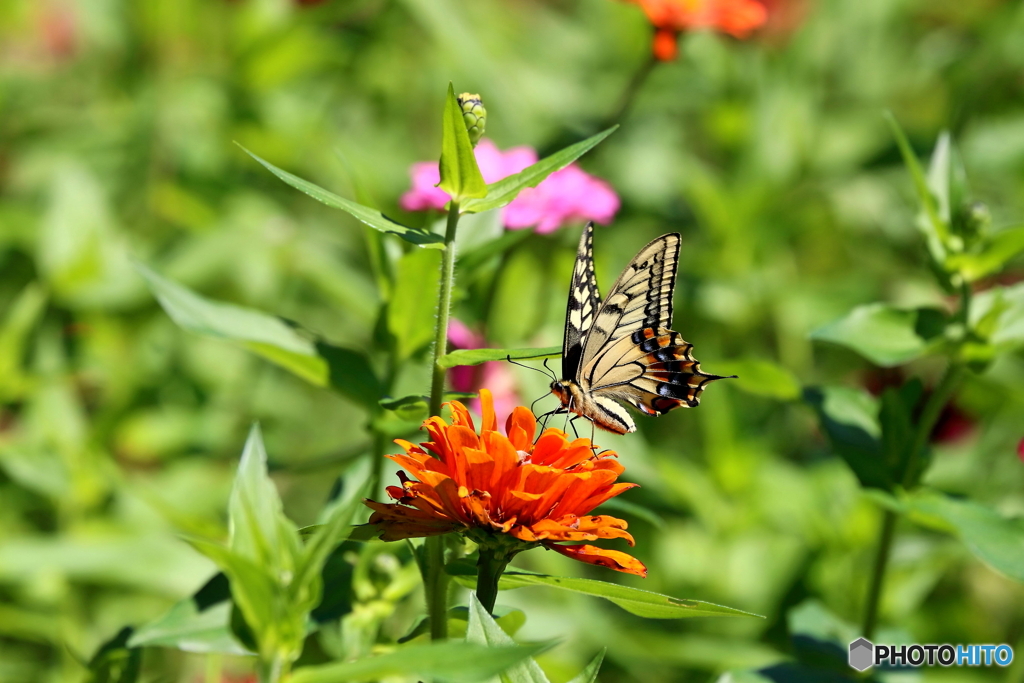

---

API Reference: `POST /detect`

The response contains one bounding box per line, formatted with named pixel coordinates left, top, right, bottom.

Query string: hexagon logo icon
left=849, top=638, right=874, bottom=671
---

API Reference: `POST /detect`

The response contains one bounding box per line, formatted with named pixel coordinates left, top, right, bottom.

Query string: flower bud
left=962, top=201, right=991, bottom=239
left=457, top=93, right=486, bottom=147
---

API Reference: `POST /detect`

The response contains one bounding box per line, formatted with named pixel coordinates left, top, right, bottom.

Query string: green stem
left=606, top=52, right=658, bottom=127
left=861, top=508, right=897, bottom=639
left=257, top=656, right=284, bottom=683
left=423, top=201, right=462, bottom=640
left=861, top=362, right=964, bottom=637
left=429, top=202, right=461, bottom=417
left=476, top=550, right=511, bottom=614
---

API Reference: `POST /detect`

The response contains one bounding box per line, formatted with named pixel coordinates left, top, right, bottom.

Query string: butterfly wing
left=584, top=328, right=728, bottom=417
left=577, top=233, right=680, bottom=376
left=561, top=222, right=602, bottom=380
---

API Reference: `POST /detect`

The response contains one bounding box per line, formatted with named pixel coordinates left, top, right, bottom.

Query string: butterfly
left=548, top=222, right=732, bottom=435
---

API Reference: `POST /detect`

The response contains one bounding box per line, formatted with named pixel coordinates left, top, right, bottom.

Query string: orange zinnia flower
left=624, top=0, right=768, bottom=60
left=365, top=389, right=647, bottom=578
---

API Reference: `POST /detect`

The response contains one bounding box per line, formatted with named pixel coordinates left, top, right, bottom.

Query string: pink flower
left=447, top=319, right=519, bottom=419
left=400, top=140, right=619, bottom=233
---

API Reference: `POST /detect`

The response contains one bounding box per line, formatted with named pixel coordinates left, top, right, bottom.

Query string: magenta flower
left=447, top=319, right=519, bottom=419
left=400, top=140, right=619, bottom=233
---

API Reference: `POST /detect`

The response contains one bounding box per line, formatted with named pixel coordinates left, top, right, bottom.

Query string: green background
left=1, top=0, right=1023, bottom=681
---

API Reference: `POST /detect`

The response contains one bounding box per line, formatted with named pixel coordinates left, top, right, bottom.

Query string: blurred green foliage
left=3, top=0, right=1024, bottom=681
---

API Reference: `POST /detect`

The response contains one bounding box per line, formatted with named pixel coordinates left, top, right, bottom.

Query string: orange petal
left=546, top=543, right=648, bottom=577
left=505, top=407, right=537, bottom=451
left=447, top=400, right=475, bottom=431
left=479, top=389, right=498, bottom=433
left=364, top=500, right=462, bottom=541
left=574, top=482, right=640, bottom=516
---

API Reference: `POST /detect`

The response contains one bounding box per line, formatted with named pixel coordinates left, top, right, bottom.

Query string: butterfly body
left=550, top=223, right=730, bottom=434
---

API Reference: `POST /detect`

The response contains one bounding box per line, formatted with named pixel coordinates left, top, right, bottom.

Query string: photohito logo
left=848, top=638, right=1014, bottom=671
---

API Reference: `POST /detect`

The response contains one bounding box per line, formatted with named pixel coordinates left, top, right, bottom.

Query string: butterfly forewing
left=561, top=222, right=602, bottom=379
left=578, top=233, right=680, bottom=373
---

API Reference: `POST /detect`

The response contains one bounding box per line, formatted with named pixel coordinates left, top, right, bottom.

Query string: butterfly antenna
left=506, top=355, right=555, bottom=381
left=542, top=358, right=559, bottom=382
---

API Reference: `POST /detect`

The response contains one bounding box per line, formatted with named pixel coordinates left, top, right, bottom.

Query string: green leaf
left=128, top=601, right=249, bottom=655
left=315, top=342, right=382, bottom=410
left=438, top=83, right=487, bottom=202
left=716, top=359, right=800, bottom=400
left=137, top=263, right=326, bottom=385
left=467, top=593, right=550, bottom=683
left=566, top=651, right=606, bottom=683
left=388, top=249, right=442, bottom=360
left=879, top=379, right=924, bottom=486
left=461, top=126, right=618, bottom=214
left=0, top=283, right=47, bottom=402
left=129, top=573, right=250, bottom=655
left=970, top=283, right=1024, bottom=348
left=139, top=263, right=382, bottom=408
left=901, top=490, right=1024, bottom=583
left=803, top=386, right=890, bottom=490
left=186, top=539, right=280, bottom=646
left=439, top=346, right=561, bottom=370
left=86, top=627, right=141, bottom=683
left=885, top=113, right=950, bottom=249
left=289, top=641, right=548, bottom=683
left=947, top=225, right=1024, bottom=281
left=292, top=478, right=370, bottom=609
left=240, top=145, right=444, bottom=248
left=449, top=564, right=759, bottom=619
left=809, top=303, right=944, bottom=367
left=927, top=132, right=967, bottom=229
left=229, top=424, right=291, bottom=565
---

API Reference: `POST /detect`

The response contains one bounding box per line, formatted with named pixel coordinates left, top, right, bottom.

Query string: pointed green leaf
left=439, top=346, right=561, bottom=370
left=388, top=249, right=442, bottom=360
left=885, top=112, right=950, bottom=247
left=137, top=263, right=327, bottom=384
left=438, top=83, right=487, bottom=202
left=139, top=264, right=382, bottom=407
left=566, top=651, right=605, bottom=683
left=467, top=593, right=550, bottom=683
left=240, top=146, right=444, bottom=248
left=449, top=565, right=759, bottom=619
left=289, top=641, right=548, bottom=683
left=229, top=424, right=289, bottom=564
left=461, top=126, right=618, bottom=214
left=186, top=539, right=279, bottom=642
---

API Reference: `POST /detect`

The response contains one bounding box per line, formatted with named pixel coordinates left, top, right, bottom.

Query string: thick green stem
left=423, top=202, right=462, bottom=640
left=257, top=656, right=284, bottom=683
left=476, top=551, right=511, bottom=614
left=429, top=202, right=461, bottom=417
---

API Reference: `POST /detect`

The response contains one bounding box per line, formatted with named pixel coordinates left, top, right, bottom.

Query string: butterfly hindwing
left=561, top=222, right=602, bottom=380
left=587, top=328, right=723, bottom=415
left=578, top=233, right=680, bottom=376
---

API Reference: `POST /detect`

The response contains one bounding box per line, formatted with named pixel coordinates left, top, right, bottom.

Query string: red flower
left=365, top=390, right=647, bottom=577
left=1017, top=437, right=1024, bottom=464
